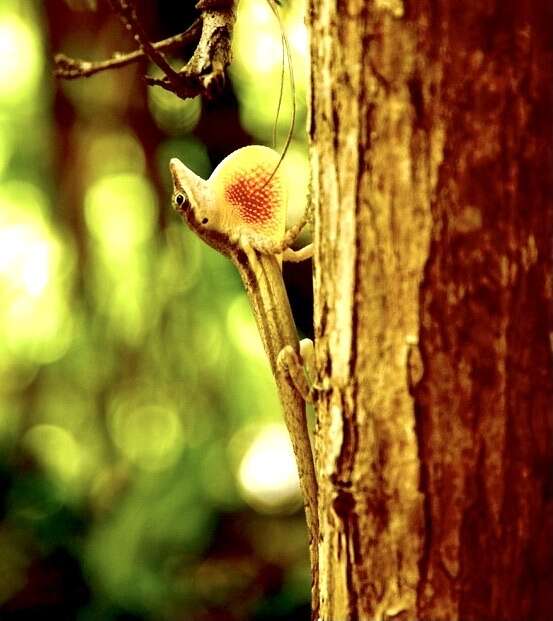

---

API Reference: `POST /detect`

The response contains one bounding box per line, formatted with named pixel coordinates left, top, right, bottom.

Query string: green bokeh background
left=0, top=1, right=313, bottom=619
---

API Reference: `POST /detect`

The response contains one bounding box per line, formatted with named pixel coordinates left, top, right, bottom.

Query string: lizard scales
left=170, top=146, right=319, bottom=616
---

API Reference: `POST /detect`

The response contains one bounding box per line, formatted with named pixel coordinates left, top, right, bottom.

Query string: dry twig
left=54, top=22, right=201, bottom=79
left=54, top=0, right=237, bottom=100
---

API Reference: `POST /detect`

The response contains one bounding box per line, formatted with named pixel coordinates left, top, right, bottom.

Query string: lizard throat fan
left=210, top=145, right=287, bottom=241
left=170, top=145, right=288, bottom=249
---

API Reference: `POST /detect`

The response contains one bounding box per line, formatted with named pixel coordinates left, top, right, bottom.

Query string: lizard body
left=169, top=147, right=319, bottom=617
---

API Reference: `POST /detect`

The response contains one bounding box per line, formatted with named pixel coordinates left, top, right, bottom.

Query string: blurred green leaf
left=0, top=0, right=311, bottom=619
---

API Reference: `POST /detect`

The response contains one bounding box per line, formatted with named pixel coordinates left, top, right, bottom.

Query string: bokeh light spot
left=22, top=424, right=82, bottom=488
left=283, top=144, right=309, bottom=226
left=237, top=423, right=300, bottom=513
left=231, top=0, right=308, bottom=141
left=0, top=13, right=42, bottom=103
left=233, top=0, right=282, bottom=75
left=109, top=402, right=184, bottom=472
left=86, top=130, right=146, bottom=179
left=84, top=173, right=157, bottom=255
left=0, top=126, right=11, bottom=178
left=0, top=183, right=73, bottom=364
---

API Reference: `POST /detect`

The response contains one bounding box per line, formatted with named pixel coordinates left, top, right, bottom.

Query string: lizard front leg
left=283, top=243, right=313, bottom=263
left=277, top=338, right=317, bottom=403
left=242, top=216, right=312, bottom=259
left=236, top=218, right=313, bottom=265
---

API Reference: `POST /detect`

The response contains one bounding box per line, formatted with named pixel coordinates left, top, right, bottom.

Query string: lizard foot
left=283, top=243, right=313, bottom=263
left=277, top=338, right=316, bottom=402
left=237, top=234, right=264, bottom=282
left=244, top=216, right=308, bottom=257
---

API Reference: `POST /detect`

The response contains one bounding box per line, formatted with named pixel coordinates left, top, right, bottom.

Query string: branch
left=145, top=5, right=236, bottom=98
left=54, top=22, right=201, bottom=80
left=108, top=0, right=183, bottom=89
left=54, top=0, right=237, bottom=100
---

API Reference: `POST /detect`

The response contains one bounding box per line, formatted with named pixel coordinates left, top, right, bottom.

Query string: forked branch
left=54, top=0, right=237, bottom=100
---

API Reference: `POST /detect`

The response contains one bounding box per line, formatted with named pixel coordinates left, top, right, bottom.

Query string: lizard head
left=170, top=145, right=287, bottom=254
left=169, top=157, right=232, bottom=255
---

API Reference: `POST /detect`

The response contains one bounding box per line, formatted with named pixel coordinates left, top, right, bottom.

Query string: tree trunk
left=308, top=1, right=553, bottom=620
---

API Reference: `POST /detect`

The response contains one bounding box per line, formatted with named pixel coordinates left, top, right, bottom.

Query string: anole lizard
left=169, top=145, right=319, bottom=617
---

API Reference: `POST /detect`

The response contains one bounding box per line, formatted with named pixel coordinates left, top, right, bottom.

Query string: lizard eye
left=201, top=217, right=209, bottom=225
left=175, top=193, right=185, bottom=206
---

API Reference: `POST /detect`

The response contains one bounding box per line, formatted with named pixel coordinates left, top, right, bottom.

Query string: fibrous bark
left=308, top=1, right=553, bottom=620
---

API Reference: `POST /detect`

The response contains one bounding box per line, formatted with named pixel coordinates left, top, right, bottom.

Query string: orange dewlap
left=225, top=164, right=279, bottom=225
left=210, top=145, right=287, bottom=241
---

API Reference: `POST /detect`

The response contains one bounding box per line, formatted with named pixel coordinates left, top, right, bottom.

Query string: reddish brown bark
left=309, top=1, right=553, bottom=619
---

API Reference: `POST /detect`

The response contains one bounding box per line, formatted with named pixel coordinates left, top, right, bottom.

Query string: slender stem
left=109, top=0, right=183, bottom=89
left=54, top=21, right=201, bottom=79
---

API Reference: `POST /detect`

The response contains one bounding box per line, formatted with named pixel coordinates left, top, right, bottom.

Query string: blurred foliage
left=0, top=0, right=312, bottom=619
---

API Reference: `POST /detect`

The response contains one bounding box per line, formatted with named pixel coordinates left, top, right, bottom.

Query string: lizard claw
left=238, top=216, right=309, bottom=257
left=277, top=342, right=315, bottom=403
